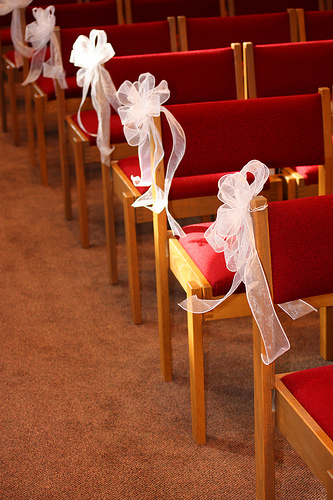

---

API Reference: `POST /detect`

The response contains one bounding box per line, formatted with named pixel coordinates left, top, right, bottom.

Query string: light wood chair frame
left=177, top=8, right=298, bottom=52
left=243, top=42, right=333, bottom=199
left=251, top=194, right=333, bottom=499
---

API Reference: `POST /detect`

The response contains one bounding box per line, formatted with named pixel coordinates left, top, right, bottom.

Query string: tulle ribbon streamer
left=70, top=29, right=118, bottom=166
left=0, top=0, right=34, bottom=67
left=117, top=73, right=186, bottom=237
left=178, top=160, right=316, bottom=364
left=22, top=6, right=66, bottom=89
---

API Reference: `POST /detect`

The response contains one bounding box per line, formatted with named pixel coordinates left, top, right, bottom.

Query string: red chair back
left=229, top=0, right=321, bottom=15
left=127, top=0, right=223, bottom=23
left=300, top=9, right=333, bottom=40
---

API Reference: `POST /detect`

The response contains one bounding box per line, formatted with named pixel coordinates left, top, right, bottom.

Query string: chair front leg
left=24, top=83, right=36, bottom=168
left=73, top=138, right=89, bottom=249
left=122, top=191, right=142, bottom=325
left=34, top=94, right=48, bottom=186
left=187, top=281, right=206, bottom=445
left=6, top=64, right=19, bottom=146
left=101, top=162, right=118, bottom=286
left=0, top=58, right=8, bottom=133
left=320, top=306, right=333, bottom=361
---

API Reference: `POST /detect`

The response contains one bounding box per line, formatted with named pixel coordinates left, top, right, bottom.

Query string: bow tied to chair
left=117, top=72, right=186, bottom=237
left=22, top=6, right=66, bottom=89
left=70, top=29, right=118, bottom=166
left=0, top=0, right=34, bottom=67
left=179, top=160, right=316, bottom=364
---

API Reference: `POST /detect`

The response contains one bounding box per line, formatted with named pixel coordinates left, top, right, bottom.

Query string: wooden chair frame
left=251, top=194, right=333, bottom=499
left=177, top=9, right=298, bottom=52
left=150, top=91, right=333, bottom=445
left=243, top=41, right=333, bottom=199
left=297, top=7, right=333, bottom=42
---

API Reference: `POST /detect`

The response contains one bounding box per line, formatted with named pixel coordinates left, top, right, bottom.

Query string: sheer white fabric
left=22, top=6, right=66, bottom=89
left=0, top=0, right=34, bottom=67
left=117, top=73, right=186, bottom=237
left=70, top=29, right=118, bottom=166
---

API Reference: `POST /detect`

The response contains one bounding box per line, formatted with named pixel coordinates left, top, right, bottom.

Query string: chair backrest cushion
left=185, top=13, right=293, bottom=50
left=268, top=194, right=333, bottom=304
left=253, top=40, right=333, bottom=97
left=231, top=0, right=319, bottom=15
left=160, top=94, right=325, bottom=178
left=129, top=0, right=221, bottom=23
left=303, top=10, right=333, bottom=41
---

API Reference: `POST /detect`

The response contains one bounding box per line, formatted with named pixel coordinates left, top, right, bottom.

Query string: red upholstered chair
left=228, top=0, right=325, bottom=16
left=297, top=7, right=333, bottom=41
left=65, top=45, right=245, bottom=324
left=151, top=91, right=332, bottom=444
left=0, top=10, right=13, bottom=133
left=251, top=194, right=333, bottom=499
left=243, top=40, right=333, bottom=198
left=124, top=0, right=227, bottom=24
left=177, top=10, right=299, bottom=51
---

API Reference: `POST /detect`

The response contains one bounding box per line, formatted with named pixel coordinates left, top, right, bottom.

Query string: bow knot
left=70, top=29, right=117, bottom=166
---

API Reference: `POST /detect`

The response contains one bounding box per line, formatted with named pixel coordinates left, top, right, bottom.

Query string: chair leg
left=101, top=162, right=118, bottom=285
left=153, top=210, right=172, bottom=381
left=253, top=318, right=276, bottom=500
left=73, top=138, right=89, bottom=249
left=6, top=64, right=20, bottom=146
left=327, top=469, right=333, bottom=500
left=34, top=94, right=48, bottom=186
left=0, top=59, right=8, bottom=133
left=187, top=281, right=206, bottom=445
left=320, top=306, right=333, bottom=361
left=122, top=191, right=142, bottom=324
left=58, top=111, right=72, bottom=220
left=24, top=83, right=36, bottom=168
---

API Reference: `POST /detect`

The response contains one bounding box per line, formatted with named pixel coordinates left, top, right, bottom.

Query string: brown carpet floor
left=0, top=95, right=330, bottom=499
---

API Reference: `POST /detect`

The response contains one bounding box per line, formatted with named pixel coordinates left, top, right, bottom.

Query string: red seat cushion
left=177, top=223, right=245, bottom=297
left=281, top=364, right=333, bottom=441
left=36, top=75, right=79, bottom=100
left=0, top=28, right=12, bottom=46
left=294, top=165, right=318, bottom=185
left=71, top=109, right=125, bottom=144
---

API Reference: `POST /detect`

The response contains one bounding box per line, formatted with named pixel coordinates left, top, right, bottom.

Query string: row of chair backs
left=159, top=92, right=328, bottom=179
left=177, top=10, right=298, bottom=51
left=228, top=0, right=326, bottom=15
left=297, top=7, right=333, bottom=40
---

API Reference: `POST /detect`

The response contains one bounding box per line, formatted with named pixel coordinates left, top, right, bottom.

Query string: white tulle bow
left=70, top=29, right=118, bottom=166
left=0, top=0, right=34, bottom=67
left=117, top=72, right=186, bottom=237
left=22, top=6, right=66, bottom=89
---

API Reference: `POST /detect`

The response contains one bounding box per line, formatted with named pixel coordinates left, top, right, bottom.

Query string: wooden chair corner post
left=231, top=42, right=244, bottom=99
left=54, top=27, right=72, bottom=221
left=327, top=0, right=333, bottom=9
left=151, top=115, right=172, bottom=382
left=243, top=41, right=256, bottom=100
left=116, top=0, right=126, bottom=25
left=0, top=31, right=7, bottom=133
left=227, top=0, right=235, bottom=16
left=124, top=0, right=132, bottom=24
left=167, top=16, right=178, bottom=52
left=250, top=195, right=276, bottom=499
left=219, top=0, right=228, bottom=16
left=177, top=16, right=188, bottom=52
left=296, top=8, right=307, bottom=41
left=100, top=160, right=118, bottom=286
left=287, top=8, right=299, bottom=42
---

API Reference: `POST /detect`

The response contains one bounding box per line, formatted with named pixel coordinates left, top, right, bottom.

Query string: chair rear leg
left=101, top=162, right=118, bottom=285
left=34, top=94, right=48, bottom=186
left=0, top=59, right=8, bottom=133
left=320, top=306, right=333, bottom=361
left=73, top=138, right=89, bottom=249
left=6, top=64, right=19, bottom=146
left=24, top=83, right=36, bottom=168
left=187, top=281, right=206, bottom=445
left=122, top=192, right=142, bottom=324
left=58, top=111, right=72, bottom=221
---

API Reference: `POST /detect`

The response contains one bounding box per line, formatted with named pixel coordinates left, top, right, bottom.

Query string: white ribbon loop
left=70, top=29, right=118, bottom=166
left=117, top=73, right=186, bottom=237
left=22, top=6, right=66, bottom=87
left=0, top=0, right=34, bottom=67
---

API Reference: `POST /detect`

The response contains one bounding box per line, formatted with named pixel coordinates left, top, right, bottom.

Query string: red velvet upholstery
left=303, top=10, right=333, bottom=41
left=177, top=222, right=245, bottom=297
left=106, top=48, right=239, bottom=103
left=160, top=94, right=324, bottom=177
left=129, top=0, right=221, bottom=23
left=281, top=364, right=333, bottom=441
left=26, top=0, right=119, bottom=27
left=268, top=195, right=333, bottom=304
left=71, top=109, right=125, bottom=144
left=35, top=75, right=79, bottom=100
left=185, top=13, right=293, bottom=50
left=294, top=165, right=318, bottom=185
left=231, top=0, right=319, bottom=15
left=0, top=27, right=11, bottom=46
left=252, top=40, right=333, bottom=98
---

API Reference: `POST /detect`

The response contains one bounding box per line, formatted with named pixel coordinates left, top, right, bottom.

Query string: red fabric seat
left=294, top=165, right=318, bottom=185
left=71, top=109, right=125, bottom=144
left=36, top=75, right=80, bottom=100
left=177, top=222, right=245, bottom=297
left=0, top=28, right=12, bottom=46
left=281, top=364, right=333, bottom=441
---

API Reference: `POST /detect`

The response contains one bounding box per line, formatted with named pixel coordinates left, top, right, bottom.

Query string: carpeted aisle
left=0, top=100, right=329, bottom=499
